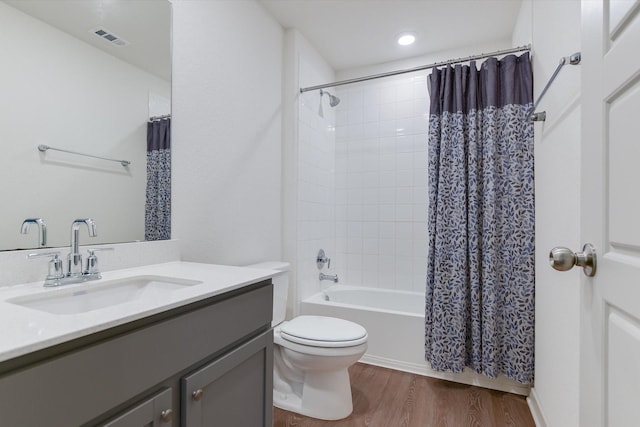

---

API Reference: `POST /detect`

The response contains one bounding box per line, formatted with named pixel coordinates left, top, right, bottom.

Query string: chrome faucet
left=28, top=218, right=113, bottom=287
left=20, top=218, right=47, bottom=247
left=319, top=272, right=339, bottom=283
left=68, top=218, right=97, bottom=277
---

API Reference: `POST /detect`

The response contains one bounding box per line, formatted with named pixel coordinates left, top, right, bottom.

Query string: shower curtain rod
left=300, top=44, right=531, bottom=93
left=149, top=114, right=171, bottom=121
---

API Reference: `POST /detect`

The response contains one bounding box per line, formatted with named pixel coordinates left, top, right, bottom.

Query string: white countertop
left=0, top=261, right=276, bottom=363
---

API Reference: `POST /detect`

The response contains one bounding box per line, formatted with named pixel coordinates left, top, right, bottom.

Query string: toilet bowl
left=246, top=262, right=368, bottom=420
left=273, top=315, right=367, bottom=419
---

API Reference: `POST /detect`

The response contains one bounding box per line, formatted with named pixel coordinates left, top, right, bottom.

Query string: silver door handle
left=549, top=243, right=597, bottom=277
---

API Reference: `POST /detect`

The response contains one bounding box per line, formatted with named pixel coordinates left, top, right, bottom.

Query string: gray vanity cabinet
left=182, top=330, right=273, bottom=426
left=0, top=280, right=273, bottom=427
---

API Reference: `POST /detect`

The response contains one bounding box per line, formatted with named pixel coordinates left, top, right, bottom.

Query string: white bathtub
left=301, top=285, right=424, bottom=369
left=300, top=285, right=529, bottom=396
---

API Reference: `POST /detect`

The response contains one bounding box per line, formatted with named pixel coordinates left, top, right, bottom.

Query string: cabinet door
left=182, top=330, right=273, bottom=427
left=102, top=388, right=173, bottom=427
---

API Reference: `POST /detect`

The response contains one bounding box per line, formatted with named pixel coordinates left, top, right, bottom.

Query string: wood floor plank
left=273, top=363, right=536, bottom=427
left=411, top=370, right=439, bottom=426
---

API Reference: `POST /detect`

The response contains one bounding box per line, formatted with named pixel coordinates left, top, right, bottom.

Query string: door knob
left=549, top=243, right=597, bottom=277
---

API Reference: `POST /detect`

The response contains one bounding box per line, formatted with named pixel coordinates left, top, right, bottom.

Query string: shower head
left=320, top=89, right=340, bottom=107
left=327, top=93, right=340, bottom=107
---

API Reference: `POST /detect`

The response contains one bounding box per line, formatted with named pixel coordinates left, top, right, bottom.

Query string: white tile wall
left=334, top=73, right=429, bottom=292
left=296, top=59, right=336, bottom=301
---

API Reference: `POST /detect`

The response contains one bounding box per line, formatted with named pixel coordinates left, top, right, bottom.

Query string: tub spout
left=319, top=272, right=339, bottom=283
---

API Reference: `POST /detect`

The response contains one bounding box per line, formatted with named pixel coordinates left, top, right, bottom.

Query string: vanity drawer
left=101, top=388, right=173, bottom=427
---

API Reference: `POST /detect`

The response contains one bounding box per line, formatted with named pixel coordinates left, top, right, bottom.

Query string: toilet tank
left=245, top=261, right=290, bottom=327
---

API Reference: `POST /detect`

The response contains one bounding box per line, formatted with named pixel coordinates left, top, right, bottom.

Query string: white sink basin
left=8, top=275, right=203, bottom=315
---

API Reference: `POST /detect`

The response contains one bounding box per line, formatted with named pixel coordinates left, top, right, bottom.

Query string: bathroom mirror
left=0, top=0, right=171, bottom=250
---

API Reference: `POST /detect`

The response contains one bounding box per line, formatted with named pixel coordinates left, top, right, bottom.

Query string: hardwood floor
left=273, top=363, right=535, bottom=427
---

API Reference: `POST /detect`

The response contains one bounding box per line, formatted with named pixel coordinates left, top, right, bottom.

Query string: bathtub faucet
left=319, top=272, right=339, bottom=283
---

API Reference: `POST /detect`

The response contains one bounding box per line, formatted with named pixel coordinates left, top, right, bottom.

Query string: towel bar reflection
left=38, top=144, right=131, bottom=167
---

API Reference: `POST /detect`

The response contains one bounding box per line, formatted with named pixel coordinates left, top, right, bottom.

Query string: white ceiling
left=259, top=0, right=523, bottom=71
left=4, top=0, right=171, bottom=81
left=4, top=0, right=522, bottom=81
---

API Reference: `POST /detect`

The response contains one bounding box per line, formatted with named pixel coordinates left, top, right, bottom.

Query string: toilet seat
left=279, top=316, right=368, bottom=348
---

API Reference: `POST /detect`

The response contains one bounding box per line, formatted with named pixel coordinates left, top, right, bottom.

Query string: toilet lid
left=279, top=315, right=368, bottom=348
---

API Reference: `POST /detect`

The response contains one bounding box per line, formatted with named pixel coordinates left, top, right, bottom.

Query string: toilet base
left=273, top=368, right=354, bottom=420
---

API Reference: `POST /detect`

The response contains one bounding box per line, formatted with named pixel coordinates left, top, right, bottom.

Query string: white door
left=581, top=1, right=640, bottom=426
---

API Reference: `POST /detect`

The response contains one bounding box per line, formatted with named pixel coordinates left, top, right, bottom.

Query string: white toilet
left=247, top=261, right=368, bottom=420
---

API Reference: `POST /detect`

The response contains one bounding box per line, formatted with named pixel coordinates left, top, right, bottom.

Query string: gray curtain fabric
left=425, top=53, right=535, bottom=384
left=145, top=118, right=171, bottom=241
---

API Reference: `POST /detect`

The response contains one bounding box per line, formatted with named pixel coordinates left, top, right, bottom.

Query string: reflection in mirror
left=0, top=0, right=171, bottom=250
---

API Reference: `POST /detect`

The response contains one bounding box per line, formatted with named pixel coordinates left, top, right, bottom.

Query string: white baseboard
left=359, top=354, right=531, bottom=396
left=527, top=387, right=549, bottom=427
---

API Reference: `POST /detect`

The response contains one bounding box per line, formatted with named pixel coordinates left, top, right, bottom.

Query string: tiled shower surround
left=333, top=73, right=429, bottom=292
left=296, top=57, right=337, bottom=303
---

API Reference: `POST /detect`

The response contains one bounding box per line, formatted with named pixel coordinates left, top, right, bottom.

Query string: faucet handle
left=317, top=249, right=331, bottom=270
left=84, top=247, right=114, bottom=276
left=28, top=251, right=64, bottom=283
left=86, top=247, right=114, bottom=253
left=27, top=251, right=60, bottom=258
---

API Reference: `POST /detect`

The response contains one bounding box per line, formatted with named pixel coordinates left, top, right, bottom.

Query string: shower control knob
left=549, top=244, right=597, bottom=277
left=317, top=249, right=331, bottom=270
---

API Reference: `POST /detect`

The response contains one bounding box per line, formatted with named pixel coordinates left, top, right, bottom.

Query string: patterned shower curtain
left=145, top=118, right=171, bottom=241
left=425, top=53, right=535, bottom=384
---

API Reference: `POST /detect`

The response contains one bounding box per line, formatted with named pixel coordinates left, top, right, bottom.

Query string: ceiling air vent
left=90, top=27, right=129, bottom=47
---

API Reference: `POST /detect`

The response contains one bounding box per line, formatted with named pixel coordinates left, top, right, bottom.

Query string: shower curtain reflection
left=145, top=117, right=171, bottom=241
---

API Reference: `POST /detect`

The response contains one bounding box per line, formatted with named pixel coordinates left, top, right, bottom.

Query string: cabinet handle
left=192, top=389, right=204, bottom=401
left=160, top=408, right=173, bottom=423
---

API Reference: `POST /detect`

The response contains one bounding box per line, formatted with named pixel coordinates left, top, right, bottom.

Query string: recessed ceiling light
left=397, top=33, right=416, bottom=46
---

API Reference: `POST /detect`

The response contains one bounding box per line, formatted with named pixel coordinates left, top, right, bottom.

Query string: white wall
left=0, top=2, right=170, bottom=249
left=171, top=0, right=283, bottom=266
left=512, top=1, right=582, bottom=426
